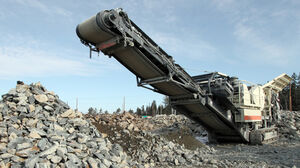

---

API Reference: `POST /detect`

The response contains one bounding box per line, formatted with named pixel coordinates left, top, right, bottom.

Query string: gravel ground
left=211, top=140, right=300, bottom=168
left=90, top=113, right=300, bottom=167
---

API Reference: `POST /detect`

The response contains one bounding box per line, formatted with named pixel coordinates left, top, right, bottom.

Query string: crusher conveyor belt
left=76, top=8, right=249, bottom=142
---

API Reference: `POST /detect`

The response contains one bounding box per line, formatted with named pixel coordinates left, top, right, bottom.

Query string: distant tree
left=128, top=109, right=134, bottom=113
left=88, top=107, right=93, bottom=114
left=104, top=110, right=108, bottom=114
left=115, top=108, right=121, bottom=114
left=146, top=105, right=151, bottom=116
left=279, top=72, right=300, bottom=111
left=161, top=96, right=172, bottom=115
left=136, top=107, right=142, bottom=116
left=98, top=108, right=103, bottom=114
left=163, top=96, right=169, bottom=107
left=157, top=105, right=163, bottom=115
left=291, top=73, right=297, bottom=82
left=297, top=72, right=300, bottom=87
left=141, top=105, right=145, bottom=115
left=279, top=87, right=289, bottom=110
left=151, top=100, right=157, bottom=116
left=88, top=107, right=97, bottom=115
left=291, top=73, right=298, bottom=110
left=162, top=105, right=172, bottom=115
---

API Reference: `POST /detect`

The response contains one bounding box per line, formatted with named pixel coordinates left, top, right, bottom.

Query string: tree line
left=279, top=72, right=300, bottom=111
left=87, top=96, right=175, bottom=116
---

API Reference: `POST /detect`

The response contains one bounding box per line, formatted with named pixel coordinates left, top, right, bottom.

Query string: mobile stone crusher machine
left=76, top=8, right=292, bottom=144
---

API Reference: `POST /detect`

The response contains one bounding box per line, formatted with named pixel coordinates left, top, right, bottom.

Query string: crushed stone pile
left=277, top=110, right=300, bottom=141
left=149, top=114, right=208, bottom=148
left=88, top=113, right=217, bottom=167
left=150, top=114, right=207, bottom=137
left=0, top=82, right=132, bottom=168
left=87, top=112, right=155, bottom=132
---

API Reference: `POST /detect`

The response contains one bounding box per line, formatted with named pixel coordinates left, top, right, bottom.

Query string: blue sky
left=0, top=0, right=299, bottom=113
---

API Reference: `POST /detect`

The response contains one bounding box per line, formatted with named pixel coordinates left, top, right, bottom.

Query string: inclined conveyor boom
left=76, top=8, right=249, bottom=142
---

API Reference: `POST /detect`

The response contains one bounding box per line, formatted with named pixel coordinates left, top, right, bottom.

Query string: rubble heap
left=87, top=112, right=155, bottom=132
left=150, top=114, right=207, bottom=137
left=88, top=113, right=215, bottom=167
left=150, top=114, right=191, bottom=127
left=0, top=82, right=130, bottom=168
left=277, top=110, right=300, bottom=141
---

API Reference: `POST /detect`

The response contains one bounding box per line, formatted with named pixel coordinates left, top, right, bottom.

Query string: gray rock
left=10, top=163, right=23, bottom=168
left=87, top=141, right=97, bottom=148
left=10, top=116, right=20, bottom=123
left=31, top=87, right=44, bottom=95
left=50, top=155, right=62, bottom=163
left=16, top=84, right=28, bottom=93
left=32, top=129, right=47, bottom=137
left=101, top=158, right=112, bottom=167
left=88, top=157, right=98, bottom=168
left=77, top=133, right=89, bottom=144
left=65, top=160, right=76, bottom=168
left=69, top=118, right=87, bottom=126
left=36, top=161, right=51, bottom=168
left=8, top=137, right=27, bottom=149
left=16, top=147, right=38, bottom=158
left=16, top=105, right=27, bottom=113
left=16, top=142, right=32, bottom=150
left=26, top=119, right=39, bottom=127
left=0, top=127, right=7, bottom=137
left=44, top=105, right=54, bottom=112
left=177, top=156, right=186, bottom=164
left=174, top=158, right=179, bottom=166
left=8, top=88, right=17, bottom=95
left=61, top=109, right=75, bottom=118
left=53, top=124, right=64, bottom=132
left=0, top=153, right=14, bottom=159
left=34, top=94, right=48, bottom=103
left=34, top=105, right=43, bottom=114
left=210, top=159, right=218, bottom=164
left=67, top=153, right=81, bottom=164
left=39, top=143, right=58, bottom=157
left=10, top=156, right=24, bottom=163
left=55, top=99, right=70, bottom=109
left=17, top=94, right=28, bottom=105
left=56, top=147, right=67, bottom=157
left=38, top=138, right=49, bottom=151
left=58, top=118, right=67, bottom=125
left=9, top=132, right=18, bottom=142
left=25, top=156, right=39, bottom=168
left=28, top=95, right=35, bottom=104
left=94, top=153, right=105, bottom=160
left=0, top=143, right=6, bottom=151
left=28, top=130, right=41, bottom=139
left=111, top=144, right=123, bottom=157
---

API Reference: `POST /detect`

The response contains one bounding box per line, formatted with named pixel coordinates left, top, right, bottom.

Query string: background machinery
left=76, top=8, right=292, bottom=144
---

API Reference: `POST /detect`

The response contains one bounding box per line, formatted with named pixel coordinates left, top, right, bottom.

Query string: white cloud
left=0, top=33, right=120, bottom=79
left=13, top=0, right=72, bottom=17
left=209, top=0, right=300, bottom=67
left=151, top=32, right=217, bottom=60
left=212, top=0, right=236, bottom=9
left=234, top=22, right=289, bottom=65
left=0, top=46, right=95, bottom=78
